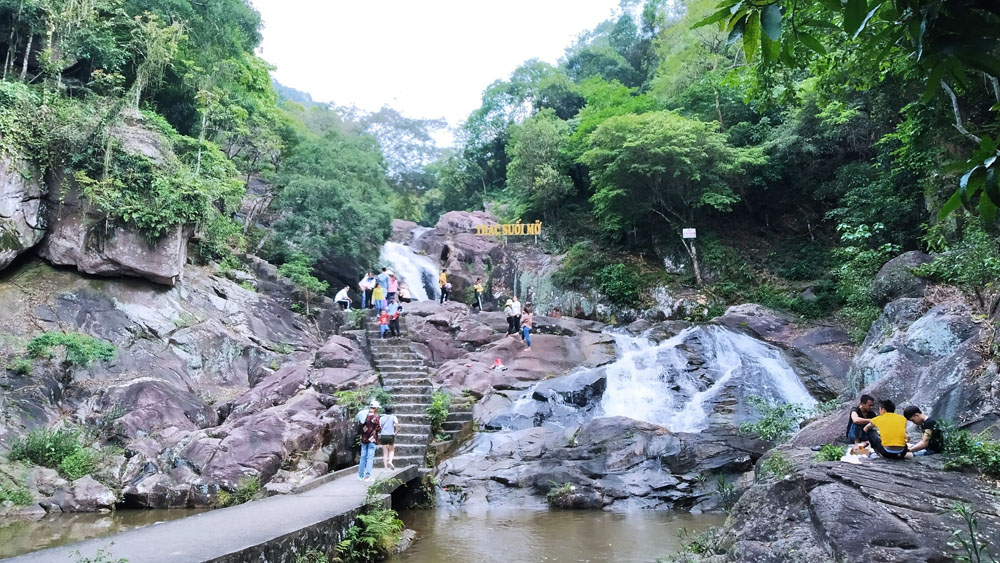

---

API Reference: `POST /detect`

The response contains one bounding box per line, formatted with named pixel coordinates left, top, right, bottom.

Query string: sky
left=250, top=0, right=622, bottom=146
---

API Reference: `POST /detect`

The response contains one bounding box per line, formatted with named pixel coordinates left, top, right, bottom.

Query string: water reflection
left=389, top=509, right=725, bottom=563
left=0, top=509, right=209, bottom=559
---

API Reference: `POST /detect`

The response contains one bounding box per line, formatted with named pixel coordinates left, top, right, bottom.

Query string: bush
left=814, top=444, right=844, bottom=462
left=943, top=428, right=1000, bottom=478
left=10, top=357, right=32, bottom=375
left=345, top=309, right=367, bottom=330
left=545, top=481, right=576, bottom=506
left=233, top=476, right=261, bottom=504
left=335, top=386, right=394, bottom=414
left=426, top=392, right=450, bottom=435
left=833, top=223, right=898, bottom=342
left=552, top=241, right=607, bottom=289
left=759, top=452, right=794, bottom=478
left=738, top=396, right=809, bottom=443
left=10, top=427, right=84, bottom=468
left=294, top=549, right=330, bottom=563
left=336, top=478, right=405, bottom=563
left=714, top=475, right=738, bottom=512
left=597, top=263, right=643, bottom=306
left=26, top=332, right=116, bottom=368
left=59, top=448, right=101, bottom=480
left=0, top=482, right=33, bottom=506
left=914, top=220, right=1000, bottom=306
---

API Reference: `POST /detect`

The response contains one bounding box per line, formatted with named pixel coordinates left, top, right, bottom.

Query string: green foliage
left=949, top=502, right=997, bottom=563
left=10, top=358, right=33, bottom=375
left=552, top=241, right=607, bottom=289
left=759, top=452, right=794, bottom=478
left=505, top=108, right=573, bottom=222
left=714, top=475, right=738, bottom=513
left=739, top=396, right=808, bottom=443
left=336, top=477, right=405, bottom=563
left=26, top=332, right=116, bottom=369
left=278, top=252, right=329, bottom=315
left=345, top=309, right=367, bottom=330
left=814, top=444, right=844, bottom=463
left=426, top=392, right=451, bottom=435
left=10, top=427, right=85, bottom=468
left=0, top=481, right=32, bottom=506
left=233, top=476, right=261, bottom=504
left=596, top=263, right=643, bottom=306
left=294, top=549, right=330, bottom=563
left=833, top=224, right=898, bottom=342
left=72, top=547, right=127, bottom=563
left=335, top=387, right=394, bottom=414
left=59, top=447, right=101, bottom=480
left=943, top=428, right=1000, bottom=478
left=914, top=221, right=1000, bottom=303
left=545, top=481, right=576, bottom=506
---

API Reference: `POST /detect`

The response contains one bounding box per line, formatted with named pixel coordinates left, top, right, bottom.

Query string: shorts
left=380, top=435, right=395, bottom=445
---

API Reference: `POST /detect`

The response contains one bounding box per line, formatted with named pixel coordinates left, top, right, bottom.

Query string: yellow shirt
left=372, top=286, right=385, bottom=300
left=439, top=272, right=447, bottom=285
left=474, top=283, right=483, bottom=293
left=872, top=413, right=907, bottom=448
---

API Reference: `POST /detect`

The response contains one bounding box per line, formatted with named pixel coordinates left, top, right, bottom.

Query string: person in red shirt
left=378, top=309, right=390, bottom=339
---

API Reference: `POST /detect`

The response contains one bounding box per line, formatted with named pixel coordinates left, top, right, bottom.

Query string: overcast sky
left=250, top=0, right=621, bottom=145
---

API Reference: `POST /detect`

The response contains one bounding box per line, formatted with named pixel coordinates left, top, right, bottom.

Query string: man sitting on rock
left=846, top=394, right=876, bottom=445
left=903, top=406, right=944, bottom=456
left=864, top=399, right=910, bottom=459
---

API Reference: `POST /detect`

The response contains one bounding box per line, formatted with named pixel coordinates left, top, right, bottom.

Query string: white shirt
left=510, top=301, right=522, bottom=315
left=334, top=288, right=350, bottom=302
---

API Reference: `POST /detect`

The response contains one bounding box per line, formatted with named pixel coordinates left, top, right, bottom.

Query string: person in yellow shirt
left=473, top=277, right=484, bottom=311
left=863, top=399, right=910, bottom=459
left=438, top=271, right=448, bottom=304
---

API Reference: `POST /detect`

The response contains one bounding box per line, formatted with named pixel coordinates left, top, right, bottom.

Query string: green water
left=389, top=509, right=726, bottom=563
left=0, top=509, right=209, bottom=559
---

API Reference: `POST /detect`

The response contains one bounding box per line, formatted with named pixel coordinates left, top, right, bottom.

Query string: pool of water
left=389, top=509, right=726, bottom=563
left=0, top=509, right=209, bottom=559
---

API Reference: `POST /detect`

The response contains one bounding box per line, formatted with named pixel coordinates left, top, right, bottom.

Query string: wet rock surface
left=0, top=155, right=46, bottom=272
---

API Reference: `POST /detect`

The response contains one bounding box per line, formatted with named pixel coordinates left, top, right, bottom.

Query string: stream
left=389, top=509, right=725, bottom=563
left=0, top=509, right=208, bottom=559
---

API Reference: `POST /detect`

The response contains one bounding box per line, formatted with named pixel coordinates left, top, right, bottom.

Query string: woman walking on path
left=521, top=305, right=533, bottom=351
left=359, top=401, right=381, bottom=481
left=380, top=405, right=399, bottom=469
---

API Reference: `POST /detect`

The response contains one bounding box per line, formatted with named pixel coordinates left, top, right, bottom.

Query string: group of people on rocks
left=844, top=394, right=943, bottom=458
left=502, top=295, right=533, bottom=351
left=356, top=400, right=399, bottom=481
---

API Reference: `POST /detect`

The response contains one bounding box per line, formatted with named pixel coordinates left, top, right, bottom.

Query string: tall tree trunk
left=19, top=33, right=31, bottom=81
left=681, top=236, right=703, bottom=286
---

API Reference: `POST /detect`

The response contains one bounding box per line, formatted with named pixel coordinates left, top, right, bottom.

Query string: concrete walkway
left=5, top=465, right=417, bottom=563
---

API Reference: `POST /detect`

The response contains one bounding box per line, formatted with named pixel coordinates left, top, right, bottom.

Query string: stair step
left=397, top=414, right=431, bottom=424
left=390, top=433, right=429, bottom=442
left=385, top=455, right=424, bottom=466
left=383, top=385, right=431, bottom=395
left=391, top=394, right=433, bottom=403
left=381, top=378, right=431, bottom=386
left=389, top=444, right=427, bottom=456
left=397, top=424, right=431, bottom=435
left=447, top=412, right=474, bottom=422
left=441, top=421, right=471, bottom=432
left=393, top=403, right=431, bottom=415
left=378, top=366, right=428, bottom=374
left=375, top=359, right=425, bottom=366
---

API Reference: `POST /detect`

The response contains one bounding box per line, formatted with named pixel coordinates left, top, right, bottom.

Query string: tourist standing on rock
left=903, top=406, right=944, bottom=456
left=372, top=281, right=386, bottom=312
left=398, top=284, right=412, bottom=303
left=334, top=286, right=352, bottom=310
left=439, top=271, right=448, bottom=303
left=387, top=271, right=398, bottom=303
left=864, top=399, right=910, bottom=459
left=511, top=296, right=522, bottom=334
left=388, top=300, right=402, bottom=338
left=360, top=272, right=375, bottom=309
left=359, top=401, right=381, bottom=481
left=845, top=394, right=876, bottom=445
left=521, top=305, right=533, bottom=351
left=380, top=405, right=399, bottom=470
left=504, top=299, right=516, bottom=335
left=473, top=277, right=484, bottom=310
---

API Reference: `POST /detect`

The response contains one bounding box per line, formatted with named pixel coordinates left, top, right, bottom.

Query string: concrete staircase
left=365, top=315, right=432, bottom=469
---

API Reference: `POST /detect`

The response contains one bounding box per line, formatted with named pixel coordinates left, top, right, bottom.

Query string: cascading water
left=379, top=241, right=440, bottom=301
left=599, top=325, right=816, bottom=432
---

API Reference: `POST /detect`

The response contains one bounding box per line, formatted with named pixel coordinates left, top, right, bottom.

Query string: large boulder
left=871, top=251, right=933, bottom=306
left=707, top=448, right=1000, bottom=563
left=408, top=211, right=505, bottom=301
left=51, top=476, right=117, bottom=512
left=0, top=155, right=46, bottom=271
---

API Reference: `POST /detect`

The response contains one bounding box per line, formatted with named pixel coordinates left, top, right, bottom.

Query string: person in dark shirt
left=845, top=394, right=876, bottom=444
left=903, top=406, right=944, bottom=455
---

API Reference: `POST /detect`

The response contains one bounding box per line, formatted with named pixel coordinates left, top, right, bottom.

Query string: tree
left=580, top=111, right=765, bottom=282
left=277, top=252, right=328, bottom=316
left=505, top=108, right=574, bottom=223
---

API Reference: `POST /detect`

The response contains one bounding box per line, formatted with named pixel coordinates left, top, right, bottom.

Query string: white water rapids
left=378, top=236, right=440, bottom=301
left=598, top=325, right=816, bottom=432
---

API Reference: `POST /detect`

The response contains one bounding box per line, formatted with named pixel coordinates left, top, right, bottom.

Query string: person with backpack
left=903, top=406, right=944, bottom=456
left=359, top=400, right=381, bottom=481
left=380, top=405, right=399, bottom=470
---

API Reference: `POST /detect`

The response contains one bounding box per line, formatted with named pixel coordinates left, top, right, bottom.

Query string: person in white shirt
left=334, top=286, right=351, bottom=310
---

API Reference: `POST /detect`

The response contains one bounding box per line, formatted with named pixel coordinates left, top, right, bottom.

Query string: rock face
left=704, top=448, right=1000, bottom=563
left=406, top=212, right=504, bottom=301
left=437, top=417, right=768, bottom=511
left=871, top=251, right=933, bottom=306
left=39, top=172, right=189, bottom=287
left=0, top=155, right=46, bottom=271
left=0, top=258, right=370, bottom=510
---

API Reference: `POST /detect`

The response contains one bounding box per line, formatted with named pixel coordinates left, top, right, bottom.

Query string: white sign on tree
left=682, top=228, right=697, bottom=239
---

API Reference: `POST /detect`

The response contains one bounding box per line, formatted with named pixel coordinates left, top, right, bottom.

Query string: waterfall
left=379, top=241, right=440, bottom=301
left=599, top=325, right=816, bottom=432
